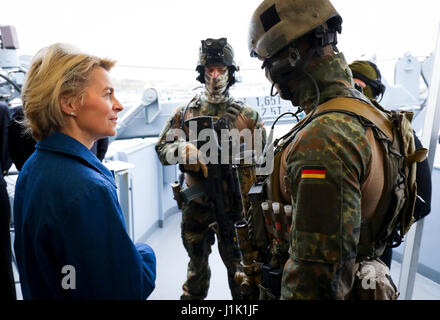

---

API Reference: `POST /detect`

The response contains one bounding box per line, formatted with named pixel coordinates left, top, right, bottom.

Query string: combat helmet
left=248, top=0, right=342, bottom=100
left=248, top=0, right=342, bottom=59
left=196, top=37, right=238, bottom=88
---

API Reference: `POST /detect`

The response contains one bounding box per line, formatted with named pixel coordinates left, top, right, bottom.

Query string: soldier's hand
left=179, top=143, right=208, bottom=178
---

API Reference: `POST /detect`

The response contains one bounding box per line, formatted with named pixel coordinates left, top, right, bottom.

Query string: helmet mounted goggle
left=202, top=38, right=231, bottom=66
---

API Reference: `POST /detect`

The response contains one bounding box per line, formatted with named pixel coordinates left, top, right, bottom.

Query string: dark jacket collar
left=36, top=132, right=115, bottom=187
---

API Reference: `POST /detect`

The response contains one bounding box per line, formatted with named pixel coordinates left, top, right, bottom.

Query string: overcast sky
left=1, top=0, right=440, bottom=83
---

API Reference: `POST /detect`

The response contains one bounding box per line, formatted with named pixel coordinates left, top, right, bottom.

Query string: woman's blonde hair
left=21, top=43, right=116, bottom=141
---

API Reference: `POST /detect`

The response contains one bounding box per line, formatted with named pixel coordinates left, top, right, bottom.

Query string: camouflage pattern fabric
left=204, top=69, right=229, bottom=96
left=155, top=91, right=266, bottom=300
left=278, top=53, right=381, bottom=299
left=180, top=191, right=242, bottom=299
left=202, top=87, right=230, bottom=104
left=155, top=92, right=266, bottom=165
left=288, top=53, right=369, bottom=113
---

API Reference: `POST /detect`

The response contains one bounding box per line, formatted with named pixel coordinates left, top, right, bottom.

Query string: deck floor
left=148, top=212, right=440, bottom=300
left=11, top=211, right=440, bottom=300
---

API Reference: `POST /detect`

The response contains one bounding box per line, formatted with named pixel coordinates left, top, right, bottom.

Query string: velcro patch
left=260, top=4, right=281, bottom=32
left=301, top=166, right=326, bottom=179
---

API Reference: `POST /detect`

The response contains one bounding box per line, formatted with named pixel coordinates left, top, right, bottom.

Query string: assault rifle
left=181, top=116, right=241, bottom=249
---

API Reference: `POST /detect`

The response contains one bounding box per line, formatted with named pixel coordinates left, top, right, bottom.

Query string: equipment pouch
left=350, top=258, right=399, bottom=300
left=259, top=264, right=282, bottom=300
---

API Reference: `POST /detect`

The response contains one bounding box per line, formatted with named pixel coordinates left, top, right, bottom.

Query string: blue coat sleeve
left=55, top=184, right=156, bottom=299
left=134, top=242, right=156, bottom=297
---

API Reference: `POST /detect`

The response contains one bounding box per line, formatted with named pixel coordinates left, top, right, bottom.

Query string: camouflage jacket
left=279, top=53, right=385, bottom=299
left=155, top=91, right=266, bottom=168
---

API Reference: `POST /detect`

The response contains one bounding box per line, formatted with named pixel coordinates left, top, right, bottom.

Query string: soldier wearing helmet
left=196, top=38, right=238, bottom=97
left=349, top=60, right=432, bottom=271
left=349, top=60, right=386, bottom=101
left=247, top=0, right=401, bottom=299
left=155, top=38, right=266, bottom=300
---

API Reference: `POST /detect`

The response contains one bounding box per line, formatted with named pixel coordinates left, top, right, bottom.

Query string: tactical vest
left=180, top=96, right=244, bottom=133
left=177, top=96, right=245, bottom=203
left=263, top=97, right=427, bottom=260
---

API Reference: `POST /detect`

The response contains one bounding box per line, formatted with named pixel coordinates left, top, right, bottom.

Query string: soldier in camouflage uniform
left=155, top=38, right=266, bottom=300
left=349, top=60, right=386, bottom=102
left=247, top=0, right=400, bottom=299
left=349, top=60, right=432, bottom=271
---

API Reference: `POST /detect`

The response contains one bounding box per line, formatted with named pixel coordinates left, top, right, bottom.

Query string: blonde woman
left=13, top=43, right=156, bottom=299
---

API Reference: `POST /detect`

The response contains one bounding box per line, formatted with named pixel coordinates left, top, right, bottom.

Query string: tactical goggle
left=351, top=70, right=386, bottom=99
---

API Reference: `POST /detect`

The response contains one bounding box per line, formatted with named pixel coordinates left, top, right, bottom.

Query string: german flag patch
left=301, top=166, right=326, bottom=179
